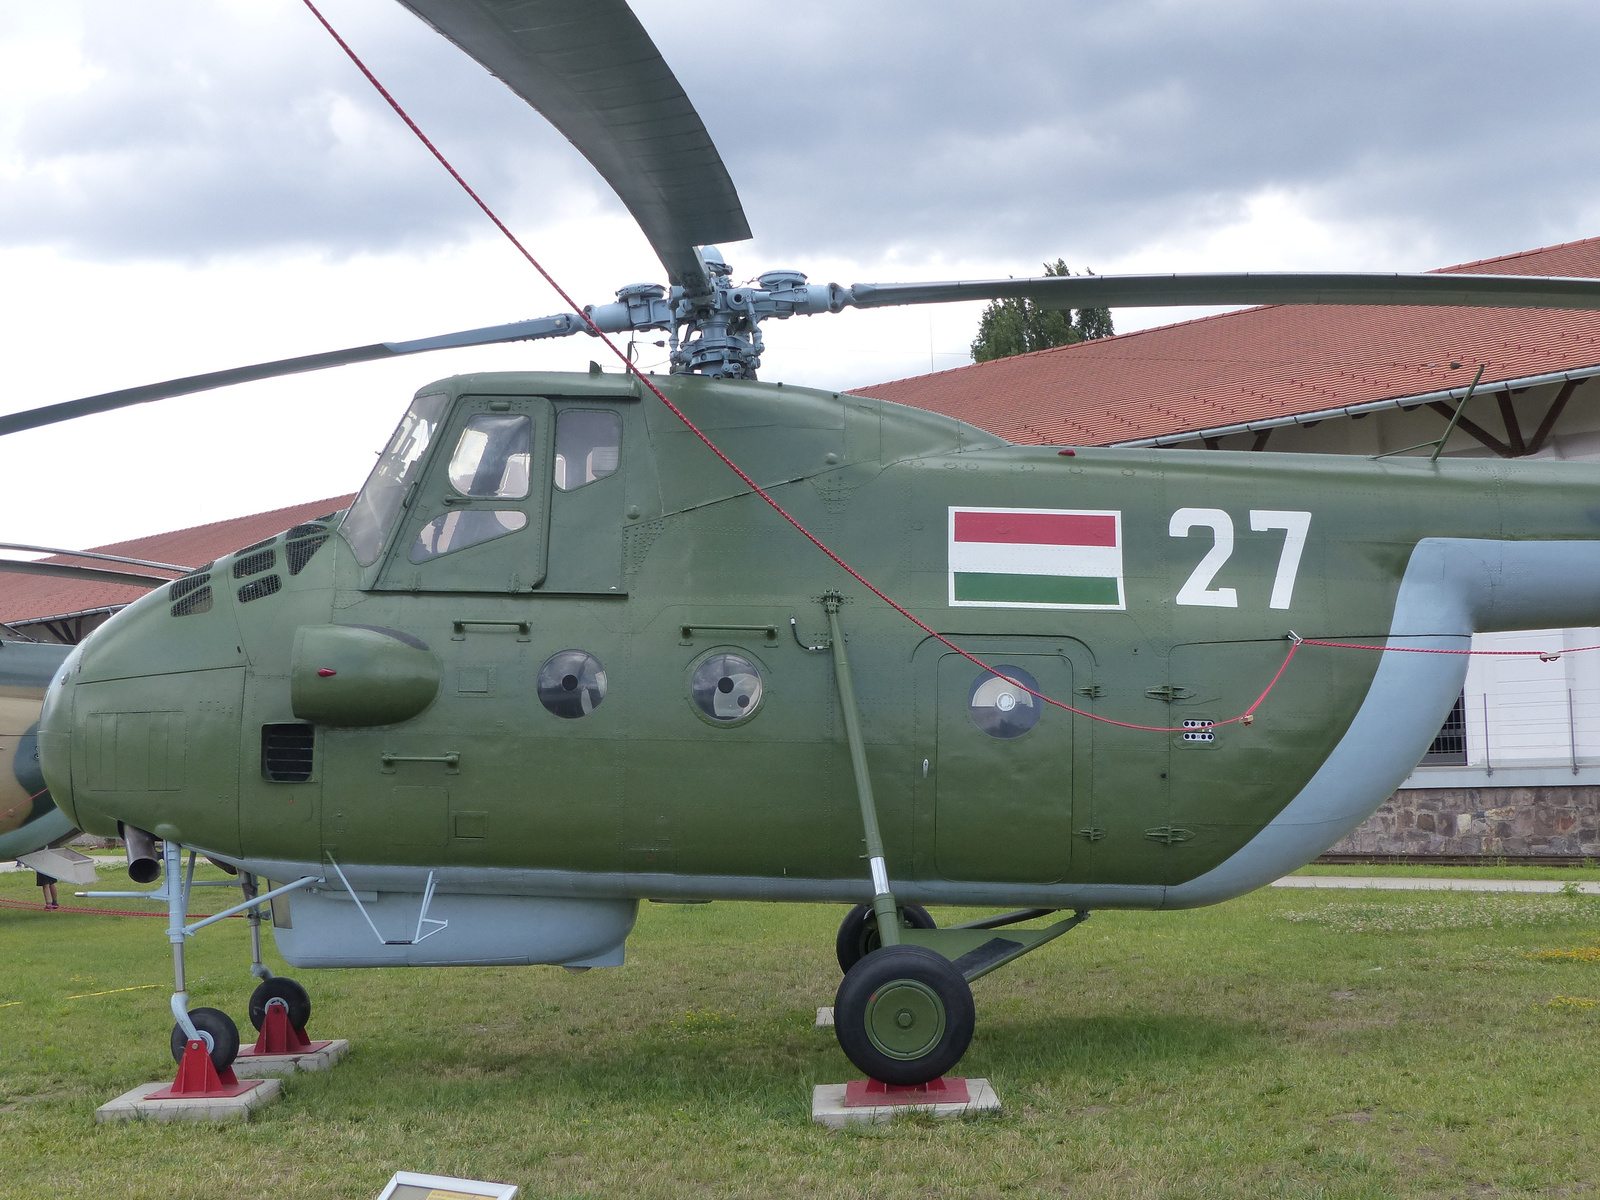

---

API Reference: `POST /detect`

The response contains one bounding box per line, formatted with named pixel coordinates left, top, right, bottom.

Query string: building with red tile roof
left=853, top=237, right=1600, bottom=454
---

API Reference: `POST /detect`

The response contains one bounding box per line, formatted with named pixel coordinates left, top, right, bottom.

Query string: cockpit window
left=340, top=393, right=449, bottom=566
left=447, top=414, right=531, bottom=498
left=554, top=410, right=621, bottom=491
left=410, top=510, right=527, bottom=563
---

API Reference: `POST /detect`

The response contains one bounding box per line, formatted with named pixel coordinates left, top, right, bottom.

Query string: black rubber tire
left=835, top=903, right=936, bottom=973
left=169, top=1006, right=241, bottom=1070
left=248, top=977, right=311, bottom=1032
left=834, top=944, right=975, bottom=1086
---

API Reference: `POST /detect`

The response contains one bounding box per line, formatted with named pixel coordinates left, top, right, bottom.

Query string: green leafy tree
left=970, top=259, right=1114, bottom=363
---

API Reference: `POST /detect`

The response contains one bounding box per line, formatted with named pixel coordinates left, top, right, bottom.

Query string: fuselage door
left=930, top=647, right=1078, bottom=883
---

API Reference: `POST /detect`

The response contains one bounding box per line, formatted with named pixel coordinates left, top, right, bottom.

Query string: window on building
left=1421, top=692, right=1468, bottom=765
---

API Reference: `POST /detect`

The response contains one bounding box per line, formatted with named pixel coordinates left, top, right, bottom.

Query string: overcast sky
left=3, top=0, right=1599, bottom=553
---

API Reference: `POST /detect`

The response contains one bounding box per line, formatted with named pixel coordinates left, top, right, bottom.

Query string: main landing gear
left=817, top=593, right=1094, bottom=1086
left=829, top=902, right=1091, bottom=1084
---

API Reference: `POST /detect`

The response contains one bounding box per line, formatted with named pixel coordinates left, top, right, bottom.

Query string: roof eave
left=1108, top=363, right=1600, bottom=449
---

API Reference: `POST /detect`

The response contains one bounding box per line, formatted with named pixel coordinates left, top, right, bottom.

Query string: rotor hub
left=581, top=250, right=847, bottom=381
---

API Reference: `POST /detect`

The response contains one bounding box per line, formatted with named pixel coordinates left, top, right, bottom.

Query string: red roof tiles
left=0, top=494, right=353, bottom=624
left=852, top=238, right=1600, bottom=446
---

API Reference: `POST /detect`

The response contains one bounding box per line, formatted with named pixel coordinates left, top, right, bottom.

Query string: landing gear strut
left=821, top=594, right=1093, bottom=1085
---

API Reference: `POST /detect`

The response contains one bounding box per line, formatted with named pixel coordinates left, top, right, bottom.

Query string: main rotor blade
left=0, top=313, right=579, bottom=437
left=0, top=543, right=192, bottom=573
left=394, top=0, right=751, bottom=294
left=0, top=560, right=175, bottom=588
left=844, top=272, right=1600, bottom=312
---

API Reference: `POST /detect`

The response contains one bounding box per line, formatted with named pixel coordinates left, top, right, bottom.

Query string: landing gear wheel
left=248, top=977, right=311, bottom=1032
left=169, top=1007, right=241, bottom=1070
left=834, top=943, right=974, bottom=1086
left=835, top=903, right=936, bottom=973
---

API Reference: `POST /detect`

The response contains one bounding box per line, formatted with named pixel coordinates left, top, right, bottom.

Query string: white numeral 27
left=1169, top=508, right=1311, bottom=610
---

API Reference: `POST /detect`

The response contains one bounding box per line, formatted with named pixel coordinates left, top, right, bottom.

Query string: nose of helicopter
left=37, top=520, right=341, bottom=849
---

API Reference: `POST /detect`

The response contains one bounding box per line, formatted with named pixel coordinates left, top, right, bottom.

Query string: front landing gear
left=169, top=1007, right=241, bottom=1072
left=249, top=977, right=312, bottom=1035
left=834, top=945, right=974, bottom=1086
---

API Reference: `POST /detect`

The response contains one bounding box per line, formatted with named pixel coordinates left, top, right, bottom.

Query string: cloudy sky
left=2, top=0, right=1598, bottom=553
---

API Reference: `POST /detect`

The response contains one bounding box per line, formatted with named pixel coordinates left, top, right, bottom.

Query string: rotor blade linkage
left=843, top=272, right=1600, bottom=312
left=394, top=0, right=751, bottom=294
left=0, top=313, right=582, bottom=437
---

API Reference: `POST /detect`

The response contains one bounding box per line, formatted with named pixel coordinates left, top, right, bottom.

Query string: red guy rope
left=0, top=897, right=238, bottom=919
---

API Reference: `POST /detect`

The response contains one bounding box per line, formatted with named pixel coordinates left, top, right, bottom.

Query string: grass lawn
left=6, top=864, right=1600, bottom=1199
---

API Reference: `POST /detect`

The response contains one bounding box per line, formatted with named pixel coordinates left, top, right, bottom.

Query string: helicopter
left=12, top=0, right=1600, bottom=1087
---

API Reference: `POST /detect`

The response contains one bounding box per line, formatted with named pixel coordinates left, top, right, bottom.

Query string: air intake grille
left=285, top=524, right=330, bottom=575
left=169, top=572, right=213, bottom=617
left=261, top=723, right=315, bottom=782
left=233, top=549, right=276, bottom=579
left=237, top=575, right=282, bottom=603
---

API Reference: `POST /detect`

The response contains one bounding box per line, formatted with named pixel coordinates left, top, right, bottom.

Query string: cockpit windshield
left=339, top=393, right=449, bottom=566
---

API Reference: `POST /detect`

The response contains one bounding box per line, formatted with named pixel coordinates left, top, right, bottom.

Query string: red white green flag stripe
left=948, top=507, right=1125, bottom=610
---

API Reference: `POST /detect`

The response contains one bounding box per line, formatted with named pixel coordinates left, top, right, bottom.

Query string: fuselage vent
left=285, top=525, right=330, bottom=576
left=233, top=548, right=277, bottom=579
left=261, top=723, right=315, bottom=783
left=169, top=572, right=213, bottom=617
left=238, top=575, right=282, bottom=604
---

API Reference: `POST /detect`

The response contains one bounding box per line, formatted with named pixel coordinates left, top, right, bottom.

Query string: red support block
left=147, top=1040, right=255, bottom=1100
left=842, top=1076, right=972, bottom=1107
left=248, top=1002, right=313, bottom=1055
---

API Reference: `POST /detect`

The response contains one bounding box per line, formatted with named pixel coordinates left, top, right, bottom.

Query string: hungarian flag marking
left=949, top=507, right=1125, bottom=610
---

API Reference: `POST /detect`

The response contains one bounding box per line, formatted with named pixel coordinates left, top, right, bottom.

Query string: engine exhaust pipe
left=122, top=825, right=160, bottom=884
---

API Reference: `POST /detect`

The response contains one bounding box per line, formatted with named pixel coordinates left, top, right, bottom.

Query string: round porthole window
left=968, top=665, right=1041, bottom=739
left=537, top=650, right=607, bottom=719
left=691, top=652, right=763, bottom=723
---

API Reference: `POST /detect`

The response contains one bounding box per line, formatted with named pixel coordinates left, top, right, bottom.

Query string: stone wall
left=1327, top=787, right=1600, bottom=858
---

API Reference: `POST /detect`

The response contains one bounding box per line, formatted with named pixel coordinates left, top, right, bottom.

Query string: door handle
left=451, top=620, right=531, bottom=642
left=381, top=752, right=460, bottom=774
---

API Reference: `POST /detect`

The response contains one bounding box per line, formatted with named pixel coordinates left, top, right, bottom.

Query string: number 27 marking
left=1169, top=508, right=1311, bottom=610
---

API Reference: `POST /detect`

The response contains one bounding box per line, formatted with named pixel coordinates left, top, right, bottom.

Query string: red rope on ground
left=299, top=2, right=1303, bottom=734
left=0, top=896, right=237, bottom=919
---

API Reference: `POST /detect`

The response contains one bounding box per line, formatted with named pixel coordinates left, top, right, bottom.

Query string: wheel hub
left=864, top=980, right=946, bottom=1060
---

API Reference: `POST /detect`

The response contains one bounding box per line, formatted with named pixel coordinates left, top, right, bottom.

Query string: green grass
left=7, top=866, right=1600, bottom=1199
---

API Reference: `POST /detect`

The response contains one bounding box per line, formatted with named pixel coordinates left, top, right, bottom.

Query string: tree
left=970, top=259, right=1114, bottom=363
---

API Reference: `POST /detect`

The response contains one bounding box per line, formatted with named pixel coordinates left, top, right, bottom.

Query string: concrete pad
left=815, top=1006, right=834, bottom=1028
left=233, top=1038, right=349, bottom=1078
left=1273, top=875, right=1600, bottom=894
left=813, top=1078, right=1000, bottom=1128
left=96, top=1077, right=282, bottom=1123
